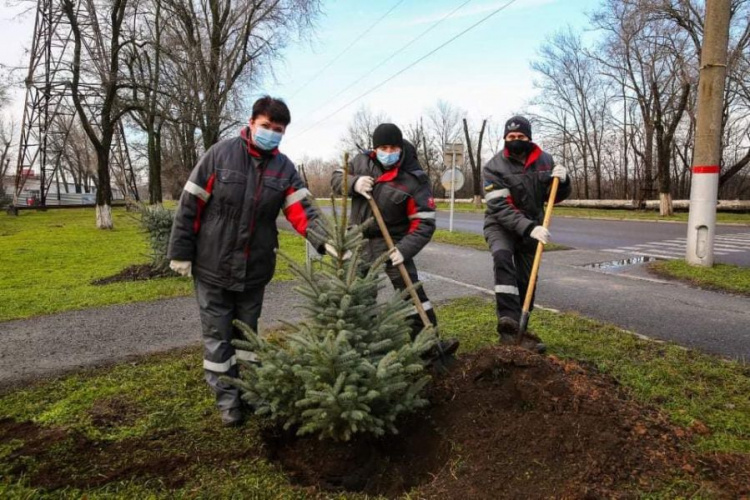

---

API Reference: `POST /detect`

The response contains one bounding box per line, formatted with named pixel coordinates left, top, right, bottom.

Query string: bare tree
left=532, top=28, right=614, bottom=200
left=340, top=105, right=390, bottom=154
left=428, top=100, right=464, bottom=169
left=62, top=0, right=136, bottom=228
left=463, top=117, right=487, bottom=207
left=123, top=0, right=166, bottom=204
left=405, top=117, right=442, bottom=194
left=161, top=0, right=321, bottom=151
left=0, top=116, right=16, bottom=201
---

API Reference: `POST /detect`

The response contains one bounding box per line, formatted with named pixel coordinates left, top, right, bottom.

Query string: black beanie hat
left=504, top=116, right=532, bottom=141
left=372, top=123, right=403, bottom=149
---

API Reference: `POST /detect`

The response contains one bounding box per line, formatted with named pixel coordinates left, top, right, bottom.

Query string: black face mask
left=505, top=140, right=533, bottom=156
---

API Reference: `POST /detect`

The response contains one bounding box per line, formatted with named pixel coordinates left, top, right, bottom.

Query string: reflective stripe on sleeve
left=203, top=356, right=236, bottom=373
left=494, top=285, right=519, bottom=295
left=408, top=211, right=436, bottom=220
left=184, top=180, right=211, bottom=202
left=283, top=188, right=311, bottom=209
left=485, top=188, right=510, bottom=201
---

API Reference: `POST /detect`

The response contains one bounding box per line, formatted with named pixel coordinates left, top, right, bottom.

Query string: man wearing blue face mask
left=482, top=116, right=571, bottom=353
left=168, top=96, right=326, bottom=427
left=331, top=123, right=459, bottom=360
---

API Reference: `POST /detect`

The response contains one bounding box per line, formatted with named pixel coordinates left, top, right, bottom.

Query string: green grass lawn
left=432, top=229, right=568, bottom=252
left=0, top=208, right=306, bottom=322
left=434, top=201, right=750, bottom=224
left=0, top=297, right=747, bottom=497
left=649, top=260, right=750, bottom=296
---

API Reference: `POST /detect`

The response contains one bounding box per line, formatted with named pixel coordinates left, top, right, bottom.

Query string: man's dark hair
left=251, top=96, right=291, bottom=126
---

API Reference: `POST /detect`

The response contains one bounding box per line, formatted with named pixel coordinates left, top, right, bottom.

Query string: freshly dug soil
left=263, top=345, right=733, bottom=498
left=0, top=418, right=259, bottom=491
left=92, top=263, right=174, bottom=285
left=2, top=346, right=747, bottom=497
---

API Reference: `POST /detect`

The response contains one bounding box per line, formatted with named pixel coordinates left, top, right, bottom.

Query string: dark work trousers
left=487, top=228, right=538, bottom=323
left=194, top=278, right=265, bottom=411
left=360, top=237, right=437, bottom=338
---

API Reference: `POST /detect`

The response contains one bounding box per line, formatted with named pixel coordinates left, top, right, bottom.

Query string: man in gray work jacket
left=168, top=96, right=325, bottom=426
left=482, top=116, right=571, bottom=353
left=332, top=123, right=459, bottom=359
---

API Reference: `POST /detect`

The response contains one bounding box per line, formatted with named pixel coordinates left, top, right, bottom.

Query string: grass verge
left=0, top=208, right=306, bottom=322
left=0, top=297, right=747, bottom=497
left=433, top=229, right=568, bottom=252
left=649, top=260, right=750, bottom=296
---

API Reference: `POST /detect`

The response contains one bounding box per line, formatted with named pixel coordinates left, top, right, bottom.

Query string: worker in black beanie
left=372, top=123, right=403, bottom=151
left=332, top=122, right=459, bottom=362
left=482, top=115, right=571, bottom=353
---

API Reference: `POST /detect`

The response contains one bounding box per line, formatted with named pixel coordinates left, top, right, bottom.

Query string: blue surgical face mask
left=253, top=127, right=283, bottom=151
left=376, top=149, right=401, bottom=168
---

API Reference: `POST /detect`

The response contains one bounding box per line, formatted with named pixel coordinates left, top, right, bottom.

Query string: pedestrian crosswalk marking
left=603, top=232, right=750, bottom=260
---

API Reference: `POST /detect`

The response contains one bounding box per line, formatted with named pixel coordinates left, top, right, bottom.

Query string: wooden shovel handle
left=367, top=197, right=433, bottom=328
left=522, top=177, right=560, bottom=313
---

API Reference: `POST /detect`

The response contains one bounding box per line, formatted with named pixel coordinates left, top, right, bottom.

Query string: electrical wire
left=303, top=0, right=476, bottom=119
left=288, top=0, right=409, bottom=98
left=291, top=0, right=519, bottom=139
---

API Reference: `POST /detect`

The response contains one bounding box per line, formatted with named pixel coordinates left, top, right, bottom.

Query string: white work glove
left=169, top=260, right=192, bottom=277
left=325, top=243, right=352, bottom=261
left=530, top=226, right=551, bottom=245
left=551, top=165, right=567, bottom=183
left=354, top=176, right=374, bottom=199
left=389, top=247, right=405, bottom=266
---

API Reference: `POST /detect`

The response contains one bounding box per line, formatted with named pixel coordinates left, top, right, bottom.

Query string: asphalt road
left=415, top=243, right=750, bottom=361
left=436, top=211, right=750, bottom=266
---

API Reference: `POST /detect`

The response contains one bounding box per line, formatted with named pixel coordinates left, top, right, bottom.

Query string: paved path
left=0, top=278, right=479, bottom=390
left=2, top=240, right=748, bottom=391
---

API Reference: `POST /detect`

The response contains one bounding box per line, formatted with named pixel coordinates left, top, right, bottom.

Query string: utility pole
left=685, top=0, right=731, bottom=266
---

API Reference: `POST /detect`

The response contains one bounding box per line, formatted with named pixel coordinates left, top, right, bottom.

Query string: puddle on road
left=582, top=256, right=659, bottom=272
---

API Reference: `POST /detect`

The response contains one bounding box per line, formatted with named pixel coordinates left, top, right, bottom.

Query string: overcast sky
left=0, top=0, right=600, bottom=164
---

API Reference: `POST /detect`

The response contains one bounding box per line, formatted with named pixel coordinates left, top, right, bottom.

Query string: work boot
left=497, top=318, right=546, bottom=354
left=220, top=407, right=245, bottom=427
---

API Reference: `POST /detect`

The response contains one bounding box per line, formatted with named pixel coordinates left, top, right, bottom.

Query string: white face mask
left=376, top=149, right=401, bottom=168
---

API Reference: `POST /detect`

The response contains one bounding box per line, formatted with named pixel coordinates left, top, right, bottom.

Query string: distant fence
left=13, top=192, right=126, bottom=209
left=428, top=198, right=750, bottom=212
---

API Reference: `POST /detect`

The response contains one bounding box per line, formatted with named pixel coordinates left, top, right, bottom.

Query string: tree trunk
left=643, top=124, right=655, bottom=203
left=95, top=149, right=114, bottom=229
left=96, top=203, right=113, bottom=228
left=659, top=192, right=673, bottom=217
left=148, top=124, right=163, bottom=204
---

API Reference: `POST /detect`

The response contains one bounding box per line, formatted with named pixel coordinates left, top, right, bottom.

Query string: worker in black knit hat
left=332, top=123, right=459, bottom=362
left=482, top=115, right=571, bottom=353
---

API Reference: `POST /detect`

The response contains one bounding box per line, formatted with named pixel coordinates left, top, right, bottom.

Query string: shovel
left=365, top=196, right=455, bottom=368
left=518, top=176, right=560, bottom=340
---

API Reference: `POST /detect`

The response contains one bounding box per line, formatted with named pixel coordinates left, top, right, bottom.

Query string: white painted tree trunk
left=659, top=192, right=673, bottom=217
left=96, top=204, right=114, bottom=229
left=473, top=195, right=483, bottom=209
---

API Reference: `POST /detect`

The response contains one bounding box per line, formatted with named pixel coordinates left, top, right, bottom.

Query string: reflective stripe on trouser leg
left=385, top=257, right=437, bottom=338
left=492, top=249, right=522, bottom=323
left=233, top=286, right=265, bottom=365
left=195, top=278, right=241, bottom=411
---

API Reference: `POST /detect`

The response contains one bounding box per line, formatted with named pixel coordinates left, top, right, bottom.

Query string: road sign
left=442, top=142, right=464, bottom=232
left=443, top=142, right=464, bottom=166
left=441, top=168, right=465, bottom=191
